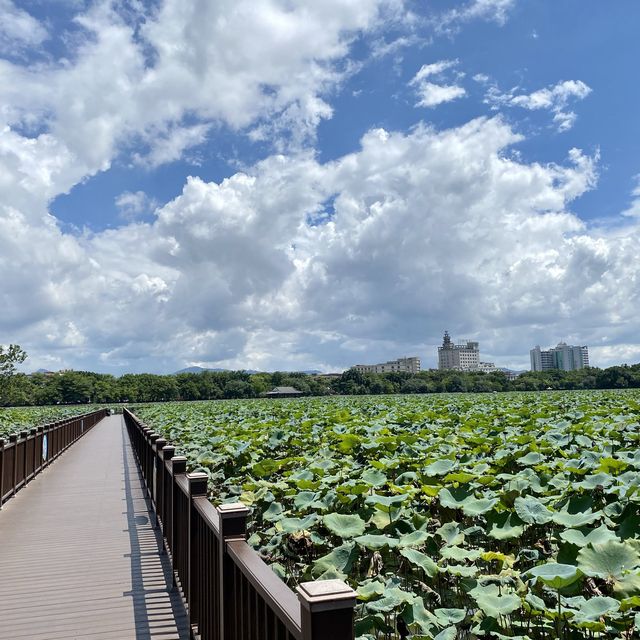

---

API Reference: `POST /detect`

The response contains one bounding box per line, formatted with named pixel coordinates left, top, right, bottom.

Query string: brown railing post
left=36, top=427, right=44, bottom=476
left=160, top=445, right=175, bottom=541
left=0, top=438, right=4, bottom=507
left=20, top=431, right=28, bottom=487
left=217, top=502, right=250, bottom=640
left=9, top=434, right=18, bottom=496
left=153, top=437, right=167, bottom=529
left=148, top=433, right=160, bottom=504
left=30, top=428, right=37, bottom=480
left=187, top=472, right=208, bottom=637
left=170, top=456, right=187, bottom=588
left=297, top=580, right=357, bottom=640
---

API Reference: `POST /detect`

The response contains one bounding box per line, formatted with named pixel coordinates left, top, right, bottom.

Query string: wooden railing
left=0, top=408, right=108, bottom=506
left=123, top=408, right=357, bottom=640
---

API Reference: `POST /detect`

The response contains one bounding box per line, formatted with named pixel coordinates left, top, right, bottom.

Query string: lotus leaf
left=354, top=534, right=399, bottom=550
left=513, top=496, right=553, bottom=524
left=577, top=540, right=640, bottom=580
left=312, top=542, right=358, bottom=577
left=559, top=524, right=618, bottom=548
left=527, top=563, right=582, bottom=590
left=322, top=513, right=366, bottom=538
left=399, top=548, right=438, bottom=577
left=469, top=583, right=521, bottom=617
left=398, top=530, right=431, bottom=548
left=423, top=459, right=457, bottom=477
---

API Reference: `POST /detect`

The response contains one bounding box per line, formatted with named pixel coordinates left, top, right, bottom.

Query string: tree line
left=1, top=344, right=640, bottom=406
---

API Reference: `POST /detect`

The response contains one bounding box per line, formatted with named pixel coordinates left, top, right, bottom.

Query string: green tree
left=0, top=344, right=27, bottom=405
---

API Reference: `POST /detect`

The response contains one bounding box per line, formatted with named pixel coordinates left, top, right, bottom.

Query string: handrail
left=0, top=408, right=108, bottom=507
left=123, top=407, right=357, bottom=640
left=227, top=538, right=302, bottom=633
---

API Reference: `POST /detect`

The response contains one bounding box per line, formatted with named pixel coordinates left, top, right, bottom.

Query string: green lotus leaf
left=356, top=580, right=386, bottom=601
left=619, top=595, right=640, bottom=612
left=433, top=627, right=457, bottom=640
left=354, top=534, right=399, bottom=550
left=469, top=584, right=521, bottom=617
left=487, top=513, right=525, bottom=540
left=514, top=496, right=554, bottom=524
left=399, top=548, right=438, bottom=577
left=312, top=542, right=358, bottom=577
left=464, top=497, right=499, bottom=516
left=434, top=608, right=466, bottom=625
left=395, top=471, right=418, bottom=484
left=577, top=541, right=640, bottom=580
left=573, top=596, right=620, bottom=623
left=574, top=472, right=615, bottom=490
left=438, top=486, right=469, bottom=507
left=443, top=563, right=478, bottom=577
left=436, top=522, right=465, bottom=546
left=440, top=545, right=482, bottom=562
left=398, top=529, right=431, bottom=548
left=322, top=512, right=366, bottom=538
left=524, top=592, right=546, bottom=613
left=294, top=490, right=318, bottom=510
left=402, top=596, right=439, bottom=634
left=423, top=459, right=457, bottom=477
left=361, top=468, right=387, bottom=487
left=262, top=501, right=284, bottom=522
left=615, top=571, right=640, bottom=597
left=517, top=452, right=545, bottom=466
left=560, top=524, right=618, bottom=548
left=366, top=587, right=414, bottom=613
left=365, top=492, right=408, bottom=511
left=551, top=508, right=601, bottom=528
left=527, top=563, right=583, bottom=590
left=438, top=486, right=498, bottom=516
left=277, top=514, right=318, bottom=533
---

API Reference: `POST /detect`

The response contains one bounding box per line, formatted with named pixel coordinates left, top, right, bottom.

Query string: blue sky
left=1, top=0, right=639, bottom=374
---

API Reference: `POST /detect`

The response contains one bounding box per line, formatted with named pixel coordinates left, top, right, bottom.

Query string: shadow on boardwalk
left=121, top=424, right=190, bottom=640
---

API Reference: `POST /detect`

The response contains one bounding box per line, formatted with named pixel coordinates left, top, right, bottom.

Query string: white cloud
left=0, top=0, right=400, bottom=185
left=621, top=176, right=640, bottom=218
left=0, top=0, right=48, bottom=54
left=436, top=0, right=517, bottom=31
left=115, top=191, right=159, bottom=221
left=0, top=1, right=638, bottom=374
left=486, top=79, right=592, bottom=132
left=7, top=113, right=640, bottom=373
left=409, top=59, right=466, bottom=108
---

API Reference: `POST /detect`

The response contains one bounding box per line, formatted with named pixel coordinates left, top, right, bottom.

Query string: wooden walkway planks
left=0, top=415, right=189, bottom=640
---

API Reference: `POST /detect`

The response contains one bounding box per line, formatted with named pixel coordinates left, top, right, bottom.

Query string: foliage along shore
left=2, top=363, right=640, bottom=406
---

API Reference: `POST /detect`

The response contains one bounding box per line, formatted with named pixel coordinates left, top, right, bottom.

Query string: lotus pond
left=131, top=391, right=640, bottom=640
left=0, top=405, right=97, bottom=438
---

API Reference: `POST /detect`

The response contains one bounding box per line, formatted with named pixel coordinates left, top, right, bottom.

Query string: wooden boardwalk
left=0, top=415, right=189, bottom=640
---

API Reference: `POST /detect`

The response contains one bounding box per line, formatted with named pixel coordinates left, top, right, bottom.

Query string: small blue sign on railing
left=42, top=434, right=48, bottom=461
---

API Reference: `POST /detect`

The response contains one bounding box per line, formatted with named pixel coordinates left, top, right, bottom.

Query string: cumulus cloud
left=115, top=191, right=159, bottom=221
left=0, top=0, right=399, bottom=189
left=621, top=176, right=640, bottom=218
left=0, top=0, right=638, bottom=374
left=7, top=110, right=639, bottom=373
left=436, top=0, right=517, bottom=31
left=485, top=79, right=592, bottom=132
left=0, top=0, right=48, bottom=55
left=409, top=60, right=466, bottom=107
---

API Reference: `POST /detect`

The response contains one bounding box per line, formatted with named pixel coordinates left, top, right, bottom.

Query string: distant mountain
left=174, top=366, right=228, bottom=374
left=174, top=366, right=320, bottom=375
left=32, top=368, right=53, bottom=374
left=174, top=366, right=261, bottom=374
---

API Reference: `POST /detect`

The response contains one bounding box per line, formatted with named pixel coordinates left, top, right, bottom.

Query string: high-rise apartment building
left=353, top=357, right=421, bottom=374
left=438, top=331, right=489, bottom=371
left=530, top=343, right=589, bottom=371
